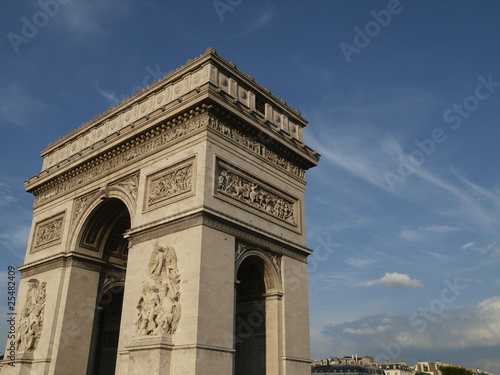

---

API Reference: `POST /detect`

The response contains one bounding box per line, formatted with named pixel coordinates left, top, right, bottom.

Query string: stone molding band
left=127, top=211, right=309, bottom=263
left=28, top=108, right=308, bottom=208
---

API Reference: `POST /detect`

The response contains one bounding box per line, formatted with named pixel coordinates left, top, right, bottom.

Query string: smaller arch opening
left=90, top=285, right=124, bottom=375
left=235, top=256, right=267, bottom=375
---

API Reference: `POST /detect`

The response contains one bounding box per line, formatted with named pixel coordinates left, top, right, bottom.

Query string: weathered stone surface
left=2, top=49, right=319, bottom=375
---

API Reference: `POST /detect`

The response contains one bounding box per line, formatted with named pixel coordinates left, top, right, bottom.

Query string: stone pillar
left=126, top=335, right=173, bottom=374
left=265, top=292, right=283, bottom=375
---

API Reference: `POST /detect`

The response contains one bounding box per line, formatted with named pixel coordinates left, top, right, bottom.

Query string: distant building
left=414, top=361, right=441, bottom=375
left=380, top=362, right=414, bottom=375
left=320, top=356, right=378, bottom=368
left=312, top=365, right=386, bottom=375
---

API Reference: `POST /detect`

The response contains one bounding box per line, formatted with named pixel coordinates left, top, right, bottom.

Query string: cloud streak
left=320, top=297, right=500, bottom=369
left=363, top=272, right=422, bottom=289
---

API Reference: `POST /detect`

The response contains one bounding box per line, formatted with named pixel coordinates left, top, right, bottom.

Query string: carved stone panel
left=144, top=157, right=195, bottom=211
left=215, top=159, right=298, bottom=226
left=32, top=113, right=209, bottom=207
left=16, top=279, right=46, bottom=352
left=113, top=172, right=140, bottom=202
left=136, top=243, right=181, bottom=336
left=32, top=212, right=65, bottom=252
left=72, top=191, right=96, bottom=224
left=207, top=115, right=306, bottom=180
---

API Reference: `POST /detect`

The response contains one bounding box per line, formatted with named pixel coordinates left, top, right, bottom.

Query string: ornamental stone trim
left=144, top=157, right=195, bottom=211
left=215, top=159, right=298, bottom=226
left=32, top=212, right=65, bottom=252
left=37, top=48, right=308, bottom=174
left=207, top=115, right=305, bottom=179
left=16, top=279, right=47, bottom=352
left=31, top=109, right=210, bottom=207
left=136, top=243, right=181, bottom=336
left=30, top=109, right=307, bottom=208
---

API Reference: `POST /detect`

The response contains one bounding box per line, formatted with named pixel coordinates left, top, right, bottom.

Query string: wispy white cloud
left=461, top=241, right=500, bottom=257
left=321, top=297, right=500, bottom=366
left=0, top=225, right=30, bottom=258
left=308, top=131, right=391, bottom=191
left=461, top=241, right=475, bottom=250
left=345, top=257, right=377, bottom=268
left=363, top=272, right=422, bottom=289
left=424, top=225, right=461, bottom=233
left=57, top=0, right=132, bottom=39
left=399, top=229, right=419, bottom=240
left=0, top=182, right=17, bottom=206
left=343, top=324, right=391, bottom=335
left=237, top=6, right=275, bottom=37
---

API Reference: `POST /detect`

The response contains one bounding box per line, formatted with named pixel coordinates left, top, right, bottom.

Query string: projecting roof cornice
left=24, top=48, right=319, bottom=193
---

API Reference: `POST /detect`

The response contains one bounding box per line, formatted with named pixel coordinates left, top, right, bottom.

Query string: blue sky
left=1, top=0, right=500, bottom=372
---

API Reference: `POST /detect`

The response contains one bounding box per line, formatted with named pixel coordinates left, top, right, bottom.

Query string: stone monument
left=1, top=48, right=320, bottom=375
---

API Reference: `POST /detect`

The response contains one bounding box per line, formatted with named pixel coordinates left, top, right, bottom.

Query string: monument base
left=125, top=334, right=173, bottom=375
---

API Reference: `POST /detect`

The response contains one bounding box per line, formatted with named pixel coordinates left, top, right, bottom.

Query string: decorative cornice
left=43, top=48, right=307, bottom=154
left=26, top=48, right=318, bottom=187
left=18, top=252, right=104, bottom=279
left=208, top=114, right=307, bottom=179
left=128, top=211, right=310, bottom=263
left=28, top=107, right=311, bottom=208
left=29, top=107, right=210, bottom=206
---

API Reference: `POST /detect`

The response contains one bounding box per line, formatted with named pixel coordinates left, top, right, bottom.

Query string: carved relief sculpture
left=208, top=116, right=306, bottom=179
left=16, top=279, right=46, bottom=351
left=115, top=173, right=140, bottom=201
left=217, top=164, right=296, bottom=225
left=33, top=214, right=64, bottom=250
left=33, top=113, right=208, bottom=207
left=147, top=163, right=193, bottom=206
left=136, top=243, right=181, bottom=336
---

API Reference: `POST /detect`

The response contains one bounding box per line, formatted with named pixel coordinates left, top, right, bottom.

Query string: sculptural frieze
left=33, top=114, right=208, bottom=207
left=136, top=243, right=181, bottom=336
left=16, top=279, right=46, bottom=352
left=216, top=162, right=296, bottom=225
left=33, top=213, right=65, bottom=250
left=114, top=173, right=140, bottom=201
left=146, top=162, right=193, bottom=208
left=208, top=116, right=306, bottom=179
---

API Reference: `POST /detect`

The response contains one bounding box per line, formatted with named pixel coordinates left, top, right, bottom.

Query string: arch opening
left=235, top=255, right=267, bottom=375
left=82, top=199, right=130, bottom=375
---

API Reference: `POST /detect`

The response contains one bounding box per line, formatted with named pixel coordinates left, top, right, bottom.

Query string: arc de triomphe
left=2, top=48, right=319, bottom=375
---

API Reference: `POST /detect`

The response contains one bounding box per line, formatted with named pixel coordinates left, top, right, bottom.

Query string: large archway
left=235, top=255, right=267, bottom=375
left=80, top=199, right=131, bottom=375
